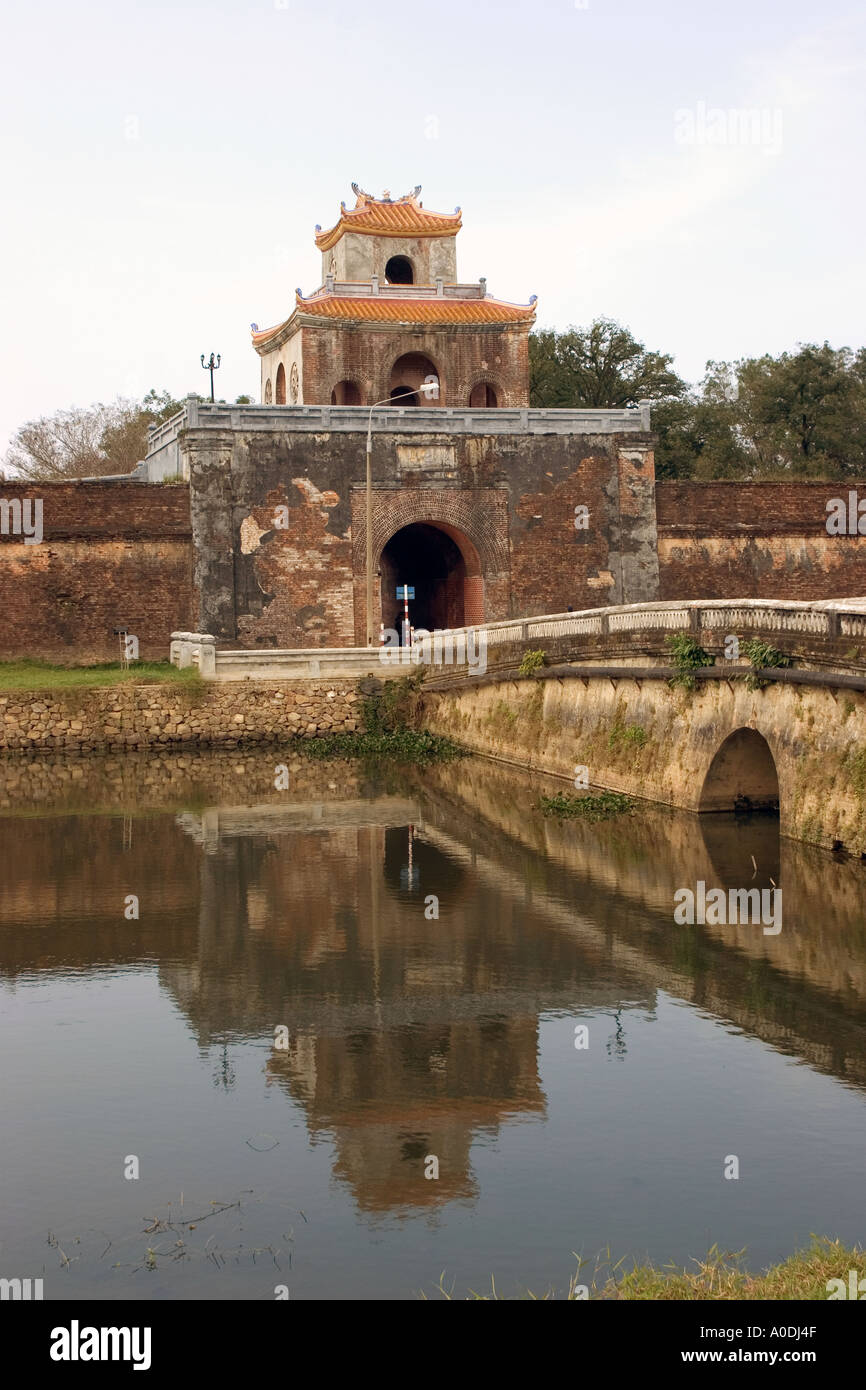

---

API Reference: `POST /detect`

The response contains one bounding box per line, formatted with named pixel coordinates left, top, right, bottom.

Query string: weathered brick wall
left=187, top=426, right=658, bottom=648
left=656, top=481, right=866, bottom=600
left=299, top=323, right=530, bottom=407
left=0, top=482, right=195, bottom=661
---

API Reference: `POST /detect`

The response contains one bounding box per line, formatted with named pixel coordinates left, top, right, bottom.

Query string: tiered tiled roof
left=251, top=289, right=536, bottom=349
left=314, top=186, right=462, bottom=251
left=296, top=290, right=536, bottom=325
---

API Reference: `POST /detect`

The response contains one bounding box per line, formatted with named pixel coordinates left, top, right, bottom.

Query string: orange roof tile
left=251, top=319, right=288, bottom=347
left=315, top=190, right=461, bottom=251
left=251, top=290, right=537, bottom=351
left=295, top=292, right=537, bottom=326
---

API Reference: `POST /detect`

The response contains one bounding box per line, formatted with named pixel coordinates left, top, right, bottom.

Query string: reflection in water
left=1, top=750, right=865, bottom=1298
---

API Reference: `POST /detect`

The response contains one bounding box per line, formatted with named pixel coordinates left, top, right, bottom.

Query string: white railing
left=701, top=606, right=828, bottom=634
left=172, top=598, right=866, bottom=682
left=609, top=608, right=691, bottom=632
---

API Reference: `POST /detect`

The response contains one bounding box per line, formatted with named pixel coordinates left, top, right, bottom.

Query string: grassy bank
left=0, top=660, right=201, bottom=690
left=430, top=1238, right=864, bottom=1299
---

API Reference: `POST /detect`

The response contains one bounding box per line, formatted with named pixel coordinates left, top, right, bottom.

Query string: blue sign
left=396, top=586, right=415, bottom=599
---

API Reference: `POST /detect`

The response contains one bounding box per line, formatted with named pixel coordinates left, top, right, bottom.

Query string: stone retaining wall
left=0, top=680, right=363, bottom=753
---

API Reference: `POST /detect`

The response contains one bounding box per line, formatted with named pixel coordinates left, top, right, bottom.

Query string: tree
left=530, top=318, right=688, bottom=409
left=654, top=345, right=866, bottom=479
left=5, top=403, right=118, bottom=481
left=99, top=389, right=186, bottom=475
left=4, top=388, right=188, bottom=482
left=736, top=344, right=866, bottom=477
left=654, top=361, right=750, bottom=480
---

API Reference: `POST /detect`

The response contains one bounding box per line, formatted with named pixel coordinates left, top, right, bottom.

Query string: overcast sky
left=1, top=0, right=864, bottom=456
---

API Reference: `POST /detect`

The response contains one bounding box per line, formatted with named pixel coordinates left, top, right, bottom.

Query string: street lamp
left=201, top=352, right=221, bottom=402
left=364, top=378, right=439, bottom=646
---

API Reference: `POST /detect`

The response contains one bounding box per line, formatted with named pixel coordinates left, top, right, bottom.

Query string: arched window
left=330, top=380, right=362, bottom=404
left=275, top=363, right=286, bottom=405
left=388, top=352, right=440, bottom=407
left=384, top=255, right=414, bottom=285
left=264, top=378, right=273, bottom=404
left=469, top=381, right=499, bottom=407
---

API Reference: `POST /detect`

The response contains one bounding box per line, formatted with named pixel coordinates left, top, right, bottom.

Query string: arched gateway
left=380, top=522, right=482, bottom=633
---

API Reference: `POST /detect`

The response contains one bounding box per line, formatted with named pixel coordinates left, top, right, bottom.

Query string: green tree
left=736, top=343, right=866, bottom=477
left=529, top=318, right=687, bottom=409
left=654, top=345, right=866, bottom=479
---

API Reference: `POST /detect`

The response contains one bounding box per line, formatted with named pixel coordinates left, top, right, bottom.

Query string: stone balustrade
left=173, top=597, right=866, bottom=683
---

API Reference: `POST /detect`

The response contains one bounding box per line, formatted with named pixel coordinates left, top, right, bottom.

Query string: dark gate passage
left=380, top=523, right=468, bottom=633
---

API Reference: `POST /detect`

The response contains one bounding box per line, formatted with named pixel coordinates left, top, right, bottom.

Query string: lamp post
left=364, top=378, right=439, bottom=646
left=201, top=352, right=221, bottom=402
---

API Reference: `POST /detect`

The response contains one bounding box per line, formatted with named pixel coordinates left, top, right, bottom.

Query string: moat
left=1, top=750, right=865, bottom=1300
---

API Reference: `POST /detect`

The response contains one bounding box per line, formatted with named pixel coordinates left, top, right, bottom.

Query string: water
left=1, top=750, right=865, bottom=1301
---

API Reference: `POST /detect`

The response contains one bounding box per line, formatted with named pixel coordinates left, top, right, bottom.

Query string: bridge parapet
left=174, top=596, right=866, bottom=683
left=435, top=597, right=866, bottom=680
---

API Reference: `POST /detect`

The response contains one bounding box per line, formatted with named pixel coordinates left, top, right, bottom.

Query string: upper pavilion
left=251, top=185, right=537, bottom=409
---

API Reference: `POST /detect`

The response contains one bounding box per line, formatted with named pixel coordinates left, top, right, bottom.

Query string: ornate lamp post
left=364, top=377, right=439, bottom=646
left=200, top=352, right=221, bottom=402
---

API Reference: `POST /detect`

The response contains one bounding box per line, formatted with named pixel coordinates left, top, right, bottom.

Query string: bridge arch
left=699, top=728, right=780, bottom=813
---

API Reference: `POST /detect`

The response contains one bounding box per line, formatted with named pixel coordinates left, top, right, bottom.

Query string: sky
left=1, top=0, right=864, bottom=456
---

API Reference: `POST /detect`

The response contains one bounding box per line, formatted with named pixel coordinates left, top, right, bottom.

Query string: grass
left=0, top=660, right=202, bottom=690
left=426, top=1238, right=863, bottom=1300
left=538, top=790, right=637, bottom=821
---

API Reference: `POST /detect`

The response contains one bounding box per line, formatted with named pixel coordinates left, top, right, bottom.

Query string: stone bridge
left=171, top=597, right=866, bottom=854
left=418, top=598, right=866, bottom=856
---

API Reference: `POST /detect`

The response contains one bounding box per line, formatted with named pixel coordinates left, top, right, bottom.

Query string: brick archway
left=351, top=487, right=510, bottom=643
left=380, top=522, right=482, bottom=634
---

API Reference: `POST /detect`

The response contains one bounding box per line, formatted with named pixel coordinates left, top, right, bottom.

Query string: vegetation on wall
left=303, top=674, right=462, bottom=764
left=742, top=638, right=793, bottom=691
left=665, top=633, right=715, bottom=691
left=518, top=649, right=547, bottom=676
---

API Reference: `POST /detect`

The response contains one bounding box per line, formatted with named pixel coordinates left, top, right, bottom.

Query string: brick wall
left=0, top=482, right=195, bottom=662
left=188, top=425, right=658, bottom=648
left=8, top=469, right=864, bottom=667
left=299, top=323, right=530, bottom=407
left=656, top=481, right=866, bottom=601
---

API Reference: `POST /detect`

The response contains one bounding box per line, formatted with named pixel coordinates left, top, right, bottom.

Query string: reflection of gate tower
left=252, top=184, right=537, bottom=409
